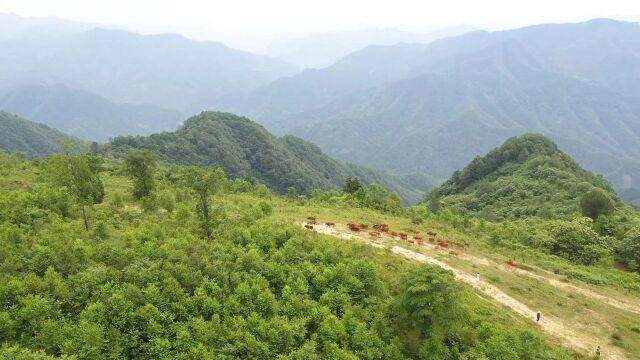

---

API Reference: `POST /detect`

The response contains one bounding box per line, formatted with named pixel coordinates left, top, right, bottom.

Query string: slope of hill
left=237, top=19, right=640, bottom=198
left=0, top=110, right=78, bottom=157
left=0, top=26, right=297, bottom=114
left=0, top=84, right=183, bottom=142
left=105, top=111, right=429, bottom=201
left=0, top=152, right=591, bottom=360
left=428, top=134, right=622, bottom=220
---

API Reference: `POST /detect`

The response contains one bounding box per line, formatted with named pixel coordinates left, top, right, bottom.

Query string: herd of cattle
left=304, top=217, right=470, bottom=257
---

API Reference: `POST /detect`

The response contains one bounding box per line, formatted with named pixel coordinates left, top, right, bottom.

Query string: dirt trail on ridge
left=307, top=223, right=631, bottom=360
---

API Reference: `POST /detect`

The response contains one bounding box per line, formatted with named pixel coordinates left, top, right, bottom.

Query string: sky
left=1, top=0, right=639, bottom=51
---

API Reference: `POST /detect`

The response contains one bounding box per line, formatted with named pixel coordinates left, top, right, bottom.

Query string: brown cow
left=448, top=250, right=460, bottom=256
left=325, top=221, right=335, bottom=227
left=369, top=231, right=381, bottom=237
left=399, top=232, right=408, bottom=240
left=506, top=260, right=518, bottom=268
left=304, top=224, right=314, bottom=230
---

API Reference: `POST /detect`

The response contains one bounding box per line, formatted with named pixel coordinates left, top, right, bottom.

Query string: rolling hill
left=428, top=133, right=622, bottom=220
left=105, top=111, right=429, bottom=202
left=0, top=110, right=79, bottom=157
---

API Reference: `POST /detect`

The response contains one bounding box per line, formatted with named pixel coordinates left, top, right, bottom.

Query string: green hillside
left=0, top=150, right=592, bottom=360
left=428, top=134, right=622, bottom=220
left=0, top=110, right=79, bottom=157
left=105, top=111, right=428, bottom=202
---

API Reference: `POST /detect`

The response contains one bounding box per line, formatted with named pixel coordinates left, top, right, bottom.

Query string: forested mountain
left=105, top=111, right=429, bottom=201
left=224, top=19, right=640, bottom=202
left=427, top=134, right=623, bottom=220
left=0, top=84, right=183, bottom=142
left=0, top=22, right=297, bottom=115
left=0, top=110, right=79, bottom=157
left=265, top=25, right=474, bottom=69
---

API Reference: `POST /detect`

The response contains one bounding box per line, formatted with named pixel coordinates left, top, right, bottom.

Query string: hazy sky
left=2, top=0, right=639, bottom=50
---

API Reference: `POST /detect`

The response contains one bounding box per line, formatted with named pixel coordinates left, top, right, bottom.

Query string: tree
left=45, top=145, right=104, bottom=230
left=618, top=226, right=640, bottom=271
left=548, top=217, right=609, bottom=265
left=343, top=177, right=363, bottom=194
left=287, top=186, right=298, bottom=199
left=179, top=166, right=226, bottom=238
left=396, top=265, right=464, bottom=336
left=124, top=150, right=157, bottom=200
left=580, top=188, right=614, bottom=219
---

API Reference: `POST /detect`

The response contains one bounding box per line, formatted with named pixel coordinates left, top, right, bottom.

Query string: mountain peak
left=431, top=133, right=618, bottom=220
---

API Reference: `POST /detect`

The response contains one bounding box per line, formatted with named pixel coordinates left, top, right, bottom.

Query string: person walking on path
left=596, top=345, right=601, bottom=357
left=476, top=273, right=480, bottom=281
left=536, top=311, right=541, bottom=322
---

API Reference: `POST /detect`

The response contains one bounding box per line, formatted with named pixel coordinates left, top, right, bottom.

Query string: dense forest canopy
left=106, top=111, right=428, bottom=203
left=0, top=151, right=577, bottom=359
left=428, top=134, right=621, bottom=221
left=0, top=111, right=80, bottom=157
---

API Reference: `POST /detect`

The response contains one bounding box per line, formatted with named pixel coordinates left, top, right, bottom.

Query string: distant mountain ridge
left=0, top=84, right=183, bottom=142
left=265, top=25, right=475, bottom=69
left=106, top=111, right=429, bottom=202
left=0, top=16, right=297, bottom=115
left=225, top=19, right=640, bottom=204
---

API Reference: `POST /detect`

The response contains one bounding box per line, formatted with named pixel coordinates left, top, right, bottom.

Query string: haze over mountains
left=0, top=13, right=297, bottom=138
left=223, top=18, right=640, bottom=201
left=0, top=84, right=182, bottom=142
left=1, top=13, right=640, bottom=205
left=264, top=25, right=475, bottom=69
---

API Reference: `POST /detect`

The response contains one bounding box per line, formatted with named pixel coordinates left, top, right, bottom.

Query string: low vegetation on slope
left=105, top=111, right=428, bottom=202
left=425, top=134, right=640, bottom=270
left=0, top=151, right=576, bottom=359
left=0, top=111, right=79, bottom=157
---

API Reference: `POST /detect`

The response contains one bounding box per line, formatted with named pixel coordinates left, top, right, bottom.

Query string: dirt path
left=307, top=223, right=629, bottom=360
left=419, top=237, right=640, bottom=316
